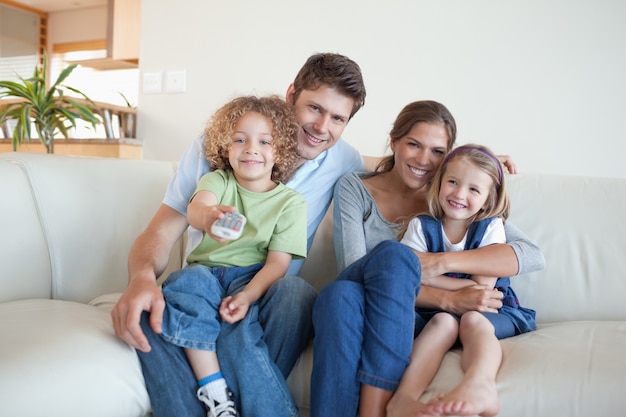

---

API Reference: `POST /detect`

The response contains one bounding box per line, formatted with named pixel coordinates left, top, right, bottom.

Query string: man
left=111, top=52, right=367, bottom=417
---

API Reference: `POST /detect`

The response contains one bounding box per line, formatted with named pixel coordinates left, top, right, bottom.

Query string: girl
left=395, top=144, right=536, bottom=417
left=158, top=95, right=307, bottom=417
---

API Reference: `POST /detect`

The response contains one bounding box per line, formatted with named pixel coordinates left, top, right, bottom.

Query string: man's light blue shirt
left=163, top=134, right=363, bottom=275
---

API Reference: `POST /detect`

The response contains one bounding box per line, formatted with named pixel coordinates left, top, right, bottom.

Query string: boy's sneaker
left=197, top=386, right=240, bottom=417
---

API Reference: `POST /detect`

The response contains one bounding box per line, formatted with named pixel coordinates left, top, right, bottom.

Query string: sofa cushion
left=0, top=159, right=51, bottom=302
left=425, top=321, right=626, bottom=416
left=505, top=174, right=626, bottom=323
left=0, top=153, right=181, bottom=303
left=0, top=299, right=150, bottom=417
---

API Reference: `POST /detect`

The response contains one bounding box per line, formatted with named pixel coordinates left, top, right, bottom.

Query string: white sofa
left=1, top=152, right=626, bottom=417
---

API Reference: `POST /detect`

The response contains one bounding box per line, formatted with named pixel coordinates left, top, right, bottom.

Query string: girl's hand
left=219, top=291, right=251, bottom=323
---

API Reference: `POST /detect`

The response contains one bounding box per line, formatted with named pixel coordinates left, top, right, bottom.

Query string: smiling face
left=438, top=157, right=494, bottom=222
left=390, top=122, right=449, bottom=191
left=227, top=111, right=276, bottom=192
left=286, top=84, right=354, bottom=165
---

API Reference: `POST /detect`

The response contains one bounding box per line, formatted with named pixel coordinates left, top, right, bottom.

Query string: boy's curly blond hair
left=203, top=95, right=300, bottom=183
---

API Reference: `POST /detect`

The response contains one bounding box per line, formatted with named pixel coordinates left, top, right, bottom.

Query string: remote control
left=211, top=212, right=247, bottom=240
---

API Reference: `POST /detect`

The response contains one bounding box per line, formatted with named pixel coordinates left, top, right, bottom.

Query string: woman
left=310, top=101, right=545, bottom=417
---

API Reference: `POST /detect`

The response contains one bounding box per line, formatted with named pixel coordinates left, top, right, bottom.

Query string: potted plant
left=0, top=53, right=100, bottom=154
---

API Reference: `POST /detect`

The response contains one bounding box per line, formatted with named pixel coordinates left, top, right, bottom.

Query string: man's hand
left=111, top=203, right=188, bottom=352
left=111, top=278, right=165, bottom=352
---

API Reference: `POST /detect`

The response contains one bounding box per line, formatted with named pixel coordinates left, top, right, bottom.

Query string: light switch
left=165, top=70, right=187, bottom=93
left=143, top=72, right=163, bottom=94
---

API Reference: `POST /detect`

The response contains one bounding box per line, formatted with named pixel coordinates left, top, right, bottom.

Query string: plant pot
left=1, top=120, right=13, bottom=139
left=102, top=109, right=115, bottom=139
left=120, top=113, right=136, bottom=139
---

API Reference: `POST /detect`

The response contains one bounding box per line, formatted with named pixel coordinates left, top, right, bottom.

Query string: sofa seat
left=431, top=321, right=626, bottom=415
left=0, top=298, right=150, bottom=417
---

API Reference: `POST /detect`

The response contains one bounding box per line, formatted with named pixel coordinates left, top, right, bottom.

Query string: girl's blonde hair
left=427, top=143, right=510, bottom=224
left=203, top=95, right=300, bottom=183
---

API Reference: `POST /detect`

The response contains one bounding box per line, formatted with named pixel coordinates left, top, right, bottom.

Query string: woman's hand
left=414, top=251, right=448, bottom=278
left=415, top=251, right=504, bottom=314
left=442, top=285, right=503, bottom=315
left=497, top=154, right=517, bottom=174
left=417, top=284, right=503, bottom=315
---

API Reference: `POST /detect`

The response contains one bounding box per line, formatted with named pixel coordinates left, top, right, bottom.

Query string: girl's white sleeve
left=400, top=219, right=428, bottom=252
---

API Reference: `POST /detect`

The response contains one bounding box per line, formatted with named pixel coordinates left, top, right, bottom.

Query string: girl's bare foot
left=420, top=378, right=499, bottom=417
left=386, top=393, right=429, bottom=417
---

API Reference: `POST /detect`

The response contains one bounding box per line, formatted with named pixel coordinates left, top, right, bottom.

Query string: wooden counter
left=0, top=138, right=142, bottom=159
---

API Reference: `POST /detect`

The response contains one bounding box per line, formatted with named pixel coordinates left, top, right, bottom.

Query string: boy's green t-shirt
left=186, top=170, right=307, bottom=268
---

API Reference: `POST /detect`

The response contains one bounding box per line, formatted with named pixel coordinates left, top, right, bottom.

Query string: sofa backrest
left=504, top=173, right=626, bottom=323
left=3, top=152, right=624, bottom=323
left=0, top=152, right=183, bottom=304
left=301, top=173, right=626, bottom=324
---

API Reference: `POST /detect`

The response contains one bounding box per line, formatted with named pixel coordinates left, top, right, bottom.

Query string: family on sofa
left=110, top=52, right=544, bottom=417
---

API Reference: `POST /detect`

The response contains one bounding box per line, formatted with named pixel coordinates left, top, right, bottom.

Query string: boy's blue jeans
left=159, top=263, right=261, bottom=350
left=137, top=264, right=316, bottom=417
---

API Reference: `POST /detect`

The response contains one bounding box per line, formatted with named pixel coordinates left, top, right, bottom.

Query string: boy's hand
left=219, top=291, right=252, bottom=323
left=203, top=205, right=237, bottom=243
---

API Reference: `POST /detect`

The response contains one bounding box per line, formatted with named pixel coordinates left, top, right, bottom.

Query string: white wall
left=137, top=0, right=626, bottom=178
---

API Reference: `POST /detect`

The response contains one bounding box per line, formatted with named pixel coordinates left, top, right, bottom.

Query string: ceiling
left=8, top=0, right=106, bottom=12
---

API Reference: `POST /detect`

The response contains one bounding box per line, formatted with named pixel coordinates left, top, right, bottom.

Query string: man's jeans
left=138, top=273, right=317, bottom=417
left=311, top=241, right=421, bottom=417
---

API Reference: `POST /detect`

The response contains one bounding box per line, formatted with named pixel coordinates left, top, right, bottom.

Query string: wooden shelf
left=0, top=138, right=142, bottom=159
left=0, top=98, right=140, bottom=158
left=0, top=97, right=137, bottom=140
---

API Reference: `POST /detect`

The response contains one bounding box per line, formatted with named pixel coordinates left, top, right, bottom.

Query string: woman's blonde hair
left=203, top=95, right=300, bottom=183
left=427, top=143, right=510, bottom=224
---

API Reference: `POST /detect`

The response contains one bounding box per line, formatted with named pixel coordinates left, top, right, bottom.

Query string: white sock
left=200, top=377, right=229, bottom=403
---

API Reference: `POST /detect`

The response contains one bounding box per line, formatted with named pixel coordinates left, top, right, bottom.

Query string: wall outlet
left=165, top=70, right=187, bottom=93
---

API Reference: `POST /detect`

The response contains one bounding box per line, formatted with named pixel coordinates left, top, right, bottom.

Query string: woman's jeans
left=137, top=264, right=317, bottom=417
left=311, top=240, right=421, bottom=417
